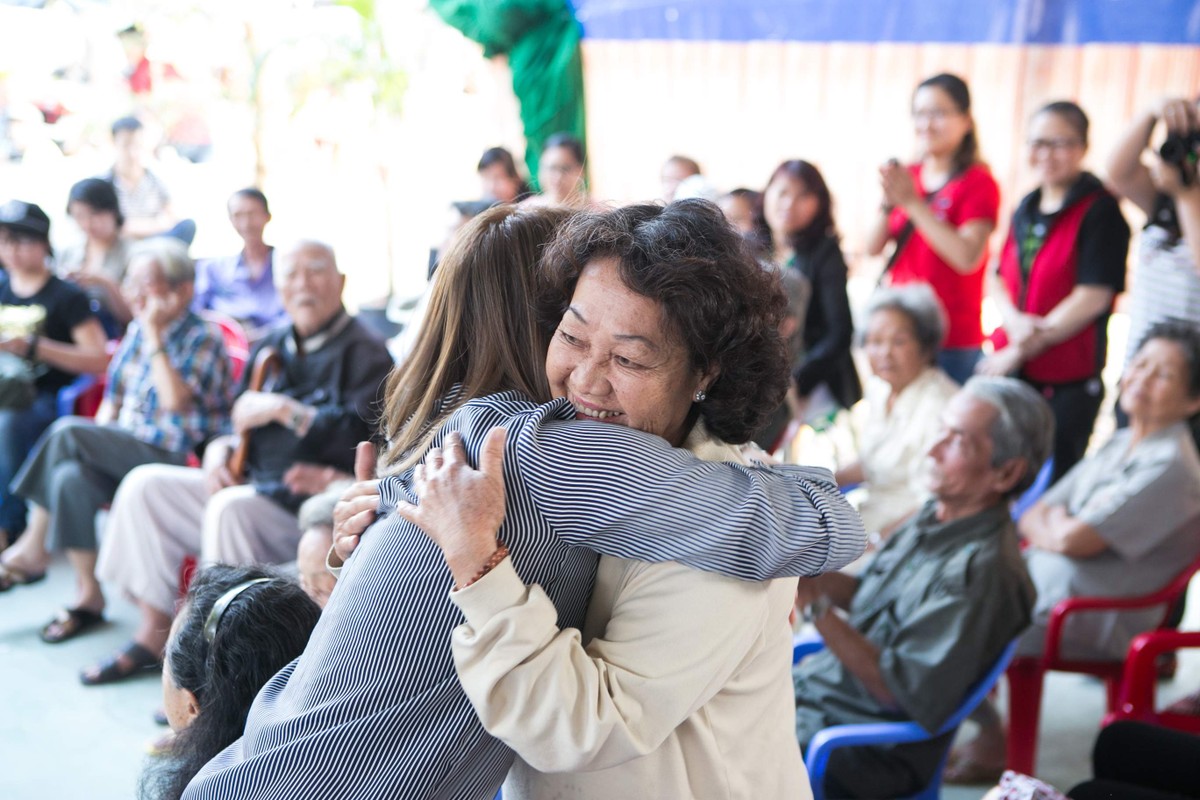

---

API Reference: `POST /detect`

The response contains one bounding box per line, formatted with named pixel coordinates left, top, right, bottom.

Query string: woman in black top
left=0, top=201, right=107, bottom=572
left=763, top=160, right=862, bottom=426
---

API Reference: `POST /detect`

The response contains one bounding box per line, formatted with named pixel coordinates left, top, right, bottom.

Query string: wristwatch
left=801, top=594, right=832, bottom=624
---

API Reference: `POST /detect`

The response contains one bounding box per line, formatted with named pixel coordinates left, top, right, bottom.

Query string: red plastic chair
left=1108, top=629, right=1200, bottom=734
left=1006, top=553, right=1200, bottom=774
left=56, top=373, right=107, bottom=418
left=199, top=310, right=250, bottom=381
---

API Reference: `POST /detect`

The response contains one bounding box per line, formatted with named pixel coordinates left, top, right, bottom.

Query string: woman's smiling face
left=545, top=257, right=708, bottom=447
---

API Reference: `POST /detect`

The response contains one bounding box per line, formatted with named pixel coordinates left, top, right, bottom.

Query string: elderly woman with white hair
left=835, top=284, right=959, bottom=539
left=0, top=238, right=236, bottom=647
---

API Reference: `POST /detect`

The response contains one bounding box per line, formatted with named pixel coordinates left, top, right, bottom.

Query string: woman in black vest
left=979, top=101, right=1130, bottom=484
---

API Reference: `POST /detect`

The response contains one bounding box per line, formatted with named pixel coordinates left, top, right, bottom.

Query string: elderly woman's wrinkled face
left=546, top=257, right=708, bottom=447
left=864, top=308, right=927, bottom=394
left=1119, top=338, right=1200, bottom=429
left=123, top=255, right=192, bottom=320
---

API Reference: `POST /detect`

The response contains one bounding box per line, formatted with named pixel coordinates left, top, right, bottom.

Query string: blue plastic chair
left=793, top=633, right=1019, bottom=800
left=1010, top=457, right=1054, bottom=521
left=56, top=373, right=99, bottom=418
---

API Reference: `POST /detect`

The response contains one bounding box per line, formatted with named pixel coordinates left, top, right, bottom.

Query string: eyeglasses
left=1028, top=138, right=1083, bottom=153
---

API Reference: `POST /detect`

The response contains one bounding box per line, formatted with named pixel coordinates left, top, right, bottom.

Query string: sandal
left=80, top=642, right=160, bottom=686
left=0, top=561, right=46, bottom=592
left=40, top=607, right=105, bottom=644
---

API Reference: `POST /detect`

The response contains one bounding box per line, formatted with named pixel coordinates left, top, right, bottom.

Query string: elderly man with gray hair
left=2, top=238, right=236, bottom=645
left=793, top=376, right=1052, bottom=799
left=85, top=240, right=393, bottom=685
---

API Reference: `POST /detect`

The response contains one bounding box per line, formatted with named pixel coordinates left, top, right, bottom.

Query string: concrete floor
left=1, top=556, right=1197, bottom=799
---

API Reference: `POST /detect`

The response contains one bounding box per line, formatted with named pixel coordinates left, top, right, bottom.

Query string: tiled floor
left=2, top=556, right=1197, bottom=799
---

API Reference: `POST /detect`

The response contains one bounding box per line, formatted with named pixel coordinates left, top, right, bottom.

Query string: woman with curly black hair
left=380, top=199, right=823, bottom=797
left=185, top=202, right=863, bottom=799
left=140, top=565, right=320, bottom=800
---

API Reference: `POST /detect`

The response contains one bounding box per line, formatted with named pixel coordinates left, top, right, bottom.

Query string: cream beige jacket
left=450, top=428, right=809, bottom=799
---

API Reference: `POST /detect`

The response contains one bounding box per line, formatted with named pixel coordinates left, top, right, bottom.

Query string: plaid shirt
left=105, top=311, right=234, bottom=453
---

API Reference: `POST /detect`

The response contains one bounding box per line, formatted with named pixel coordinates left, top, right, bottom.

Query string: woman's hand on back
left=331, top=442, right=381, bottom=565
left=395, top=428, right=509, bottom=589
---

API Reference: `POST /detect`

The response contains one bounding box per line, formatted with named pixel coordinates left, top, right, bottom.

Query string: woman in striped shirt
left=184, top=202, right=864, bottom=800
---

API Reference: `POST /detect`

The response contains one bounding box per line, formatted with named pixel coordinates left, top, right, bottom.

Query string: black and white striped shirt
left=184, top=391, right=865, bottom=799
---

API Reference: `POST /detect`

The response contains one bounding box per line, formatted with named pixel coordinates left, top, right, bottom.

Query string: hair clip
left=203, top=578, right=271, bottom=644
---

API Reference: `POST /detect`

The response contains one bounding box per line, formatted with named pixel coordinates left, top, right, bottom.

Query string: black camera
left=1159, top=131, right=1200, bottom=185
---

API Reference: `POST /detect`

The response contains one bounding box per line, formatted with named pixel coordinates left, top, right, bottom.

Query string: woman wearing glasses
left=978, top=101, right=1130, bottom=484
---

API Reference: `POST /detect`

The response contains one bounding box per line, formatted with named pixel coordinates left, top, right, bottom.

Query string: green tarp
left=429, top=0, right=586, bottom=190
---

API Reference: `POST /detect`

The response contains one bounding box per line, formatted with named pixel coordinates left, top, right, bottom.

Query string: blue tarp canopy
left=572, top=0, right=1200, bottom=44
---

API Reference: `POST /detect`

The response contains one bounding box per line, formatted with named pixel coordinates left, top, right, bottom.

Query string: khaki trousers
left=96, top=464, right=301, bottom=615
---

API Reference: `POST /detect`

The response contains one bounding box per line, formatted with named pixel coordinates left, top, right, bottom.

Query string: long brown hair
left=379, top=204, right=571, bottom=473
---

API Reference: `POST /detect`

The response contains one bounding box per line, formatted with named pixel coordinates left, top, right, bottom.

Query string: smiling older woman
left=181, top=202, right=864, bottom=800
left=393, top=202, right=846, bottom=798
left=835, top=284, right=959, bottom=538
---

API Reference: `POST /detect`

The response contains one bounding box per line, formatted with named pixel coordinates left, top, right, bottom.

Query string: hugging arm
left=515, top=419, right=866, bottom=580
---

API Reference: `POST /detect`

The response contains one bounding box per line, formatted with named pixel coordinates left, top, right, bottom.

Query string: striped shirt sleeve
left=510, top=414, right=865, bottom=580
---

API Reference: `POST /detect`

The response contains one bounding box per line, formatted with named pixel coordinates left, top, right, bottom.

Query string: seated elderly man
left=0, top=238, right=233, bottom=644
left=85, top=239, right=393, bottom=685
left=950, top=319, right=1200, bottom=782
left=793, top=376, right=1051, bottom=799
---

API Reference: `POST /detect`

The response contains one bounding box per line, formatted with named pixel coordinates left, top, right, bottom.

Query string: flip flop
left=80, top=641, right=160, bottom=686
left=40, top=607, right=106, bottom=644
left=0, top=561, right=46, bottom=592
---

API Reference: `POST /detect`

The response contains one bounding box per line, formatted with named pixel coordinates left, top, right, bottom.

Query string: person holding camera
left=1108, top=97, right=1200, bottom=370
left=979, top=101, right=1130, bottom=484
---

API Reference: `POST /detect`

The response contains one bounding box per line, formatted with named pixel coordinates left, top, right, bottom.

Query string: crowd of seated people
left=1, top=80, right=1200, bottom=800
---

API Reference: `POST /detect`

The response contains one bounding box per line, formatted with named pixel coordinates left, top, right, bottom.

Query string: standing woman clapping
left=868, top=73, right=1001, bottom=385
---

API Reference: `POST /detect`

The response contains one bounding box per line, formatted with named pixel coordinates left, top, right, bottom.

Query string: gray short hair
left=863, top=284, right=946, bottom=363
left=961, top=376, right=1055, bottom=498
left=128, top=237, right=193, bottom=287
left=297, top=481, right=352, bottom=531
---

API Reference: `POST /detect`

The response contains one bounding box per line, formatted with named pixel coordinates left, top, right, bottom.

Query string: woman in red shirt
left=867, top=73, right=1001, bottom=385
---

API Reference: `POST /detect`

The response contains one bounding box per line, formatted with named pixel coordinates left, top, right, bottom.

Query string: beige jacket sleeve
left=450, top=551, right=776, bottom=772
